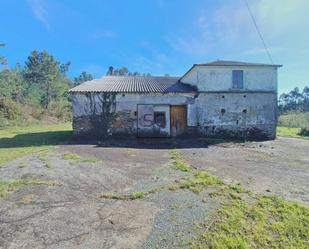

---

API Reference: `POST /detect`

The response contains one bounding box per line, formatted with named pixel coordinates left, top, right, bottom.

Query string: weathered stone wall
left=188, top=92, right=277, bottom=139
left=71, top=93, right=196, bottom=136
left=72, top=115, right=92, bottom=135
left=71, top=91, right=277, bottom=140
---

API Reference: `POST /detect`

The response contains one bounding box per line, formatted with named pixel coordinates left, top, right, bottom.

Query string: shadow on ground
left=1, top=130, right=246, bottom=149
left=0, top=131, right=73, bottom=148
left=70, top=137, right=242, bottom=149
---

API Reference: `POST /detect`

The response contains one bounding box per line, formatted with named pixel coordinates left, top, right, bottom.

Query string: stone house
left=70, top=60, right=281, bottom=140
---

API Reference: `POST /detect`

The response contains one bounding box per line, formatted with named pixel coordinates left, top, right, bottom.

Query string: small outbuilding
left=69, top=60, right=281, bottom=140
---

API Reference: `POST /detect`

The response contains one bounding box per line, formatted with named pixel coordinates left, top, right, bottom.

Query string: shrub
left=298, top=128, right=309, bottom=137
left=48, top=99, right=72, bottom=121
left=278, top=111, right=309, bottom=128
left=0, top=97, right=22, bottom=120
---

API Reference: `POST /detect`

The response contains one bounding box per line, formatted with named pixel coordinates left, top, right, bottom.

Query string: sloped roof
left=69, top=76, right=197, bottom=93
left=195, top=60, right=282, bottom=67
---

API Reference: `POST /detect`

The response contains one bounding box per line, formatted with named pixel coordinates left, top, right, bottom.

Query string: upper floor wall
left=181, top=65, right=278, bottom=92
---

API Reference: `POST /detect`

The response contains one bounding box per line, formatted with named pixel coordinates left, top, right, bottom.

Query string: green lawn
left=0, top=123, right=72, bottom=165
left=277, top=126, right=308, bottom=139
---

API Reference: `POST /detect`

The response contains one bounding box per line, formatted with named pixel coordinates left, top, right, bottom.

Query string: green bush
left=298, top=128, right=309, bottom=136
left=0, top=97, right=22, bottom=120
left=48, top=99, right=72, bottom=121
left=278, top=111, right=309, bottom=128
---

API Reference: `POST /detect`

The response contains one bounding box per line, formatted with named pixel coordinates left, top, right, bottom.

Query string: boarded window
left=154, top=112, right=166, bottom=128
left=232, top=70, right=244, bottom=89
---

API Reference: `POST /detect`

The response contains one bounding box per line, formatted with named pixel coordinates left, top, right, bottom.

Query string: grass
left=277, top=126, right=309, bottom=139
left=191, top=194, right=309, bottom=249
left=62, top=153, right=101, bottom=165
left=0, top=123, right=72, bottom=166
left=277, top=112, right=309, bottom=139
left=170, top=149, right=191, bottom=172
left=278, top=112, right=309, bottom=129
left=0, top=178, right=60, bottom=197
left=18, top=162, right=29, bottom=168
left=62, top=152, right=80, bottom=160
left=99, top=191, right=149, bottom=200
left=99, top=149, right=309, bottom=248
left=81, top=156, right=100, bottom=163
left=38, top=153, right=52, bottom=168
left=177, top=171, right=223, bottom=193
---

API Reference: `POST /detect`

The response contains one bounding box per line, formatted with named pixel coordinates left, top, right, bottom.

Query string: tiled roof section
left=196, top=60, right=282, bottom=67
left=69, top=76, right=197, bottom=93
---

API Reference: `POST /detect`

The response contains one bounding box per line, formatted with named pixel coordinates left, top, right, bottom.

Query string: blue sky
left=1, top=0, right=308, bottom=93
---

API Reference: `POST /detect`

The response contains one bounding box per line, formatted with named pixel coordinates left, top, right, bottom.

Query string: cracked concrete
left=0, top=137, right=308, bottom=248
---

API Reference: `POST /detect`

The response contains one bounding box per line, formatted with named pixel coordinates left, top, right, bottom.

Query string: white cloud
left=214, top=0, right=309, bottom=41
left=166, top=0, right=309, bottom=58
left=27, top=0, right=50, bottom=30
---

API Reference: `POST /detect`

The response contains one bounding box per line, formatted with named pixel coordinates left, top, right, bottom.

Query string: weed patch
left=20, top=194, right=35, bottom=204
left=81, top=156, right=100, bottom=164
left=62, top=153, right=80, bottom=161
left=0, top=179, right=61, bottom=197
left=178, top=171, right=223, bottom=193
left=191, top=183, right=309, bottom=249
left=170, top=149, right=191, bottom=172
left=18, top=162, right=29, bottom=168
left=277, top=126, right=309, bottom=140
left=99, top=191, right=150, bottom=201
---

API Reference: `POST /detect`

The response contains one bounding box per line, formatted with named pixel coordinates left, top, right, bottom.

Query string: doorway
left=170, top=105, right=187, bottom=137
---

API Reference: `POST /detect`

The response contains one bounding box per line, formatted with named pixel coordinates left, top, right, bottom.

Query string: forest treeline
left=0, top=49, right=87, bottom=126
left=278, top=86, right=309, bottom=114
left=0, top=47, right=150, bottom=127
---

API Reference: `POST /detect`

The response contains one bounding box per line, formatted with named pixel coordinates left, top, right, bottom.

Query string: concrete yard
left=0, top=137, right=308, bottom=248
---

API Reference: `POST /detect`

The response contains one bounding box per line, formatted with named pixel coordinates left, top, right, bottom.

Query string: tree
left=0, top=43, right=7, bottom=65
left=23, top=50, right=70, bottom=109
left=60, top=62, right=71, bottom=76
left=278, top=86, right=309, bottom=113
left=0, top=65, right=24, bottom=101
left=106, top=66, right=151, bottom=76
left=74, top=72, right=94, bottom=85
left=106, top=66, right=114, bottom=76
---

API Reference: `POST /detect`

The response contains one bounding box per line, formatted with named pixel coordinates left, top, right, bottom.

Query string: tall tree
left=24, top=50, right=70, bottom=109
left=278, top=86, right=309, bottom=113
left=74, top=71, right=93, bottom=85
left=0, top=65, right=24, bottom=100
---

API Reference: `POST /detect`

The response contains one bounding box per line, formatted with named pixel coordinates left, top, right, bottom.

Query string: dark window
left=154, top=112, right=166, bottom=128
left=221, top=108, right=226, bottom=115
left=232, top=70, right=244, bottom=89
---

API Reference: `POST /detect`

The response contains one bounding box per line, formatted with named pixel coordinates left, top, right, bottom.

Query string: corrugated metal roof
left=196, top=60, right=282, bottom=67
left=69, top=76, right=197, bottom=93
